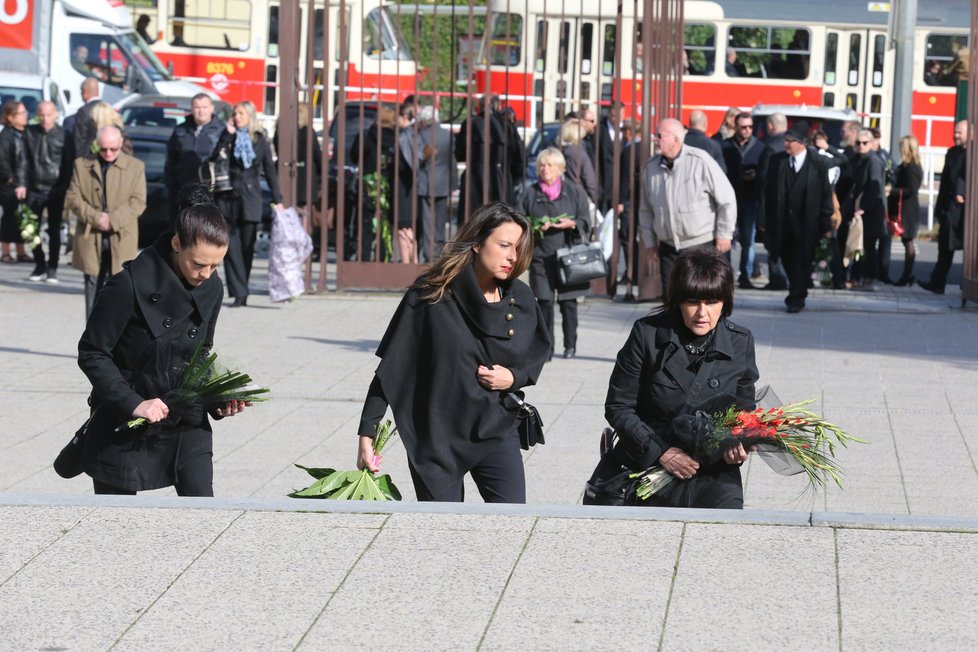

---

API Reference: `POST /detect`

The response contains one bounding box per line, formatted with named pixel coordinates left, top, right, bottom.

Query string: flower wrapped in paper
left=632, top=387, right=864, bottom=503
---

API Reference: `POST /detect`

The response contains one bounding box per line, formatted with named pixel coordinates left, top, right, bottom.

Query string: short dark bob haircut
left=175, top=202, right=230, bottom=249
left=663, top=247, right=734, bottom=318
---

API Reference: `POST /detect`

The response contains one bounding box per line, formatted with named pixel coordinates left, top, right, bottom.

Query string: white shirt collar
left=791, top=149, right=807, bottom=170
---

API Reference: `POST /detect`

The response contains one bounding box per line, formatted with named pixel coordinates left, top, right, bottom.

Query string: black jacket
left=936, top=144, right=967, bottom=251
left=165, top=115, right=225, bottom=198
left=605, top=310, right=759, bottom=472
left=596, top=117, right=618, bottom=210
left=521, top=178, right=592, bottom=300
left=212, top=129, right=282, bottom=222
left=0, top=126, right=27, bottom=190
left=762, top=148, right=834, bottom=260
left=454, top=111, right=506, bottom=211
left=77, top=233, right=225, bottom=491
left=358, top=264, right=550, bottom=497
left=848, top=153, right=888, bottom=238
left=685, top=129, right=727, bottom=173
left=24, top=123, right=66, bottom=194
left=721, top=135, right=768, bottom=202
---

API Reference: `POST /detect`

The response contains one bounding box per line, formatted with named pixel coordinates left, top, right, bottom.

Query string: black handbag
left=509, top=391, right=545, bottom=450
left=54, top=408, right=99, bottom=479
left=557, top=240, right=608, bottom=287
left=199, top=148, right=232, bottom=193
left=583, top=428, right=637, bottom=505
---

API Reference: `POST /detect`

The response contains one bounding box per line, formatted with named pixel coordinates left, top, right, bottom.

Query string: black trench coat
left=77, top=234, right=224, bottom=491
left=521, top=178, right=592, bottom=301
left=762, top=148, right=834, bottom=261
left=605, top=310, right=759, bottom=508
left=359, top=264, right=551, bottom=497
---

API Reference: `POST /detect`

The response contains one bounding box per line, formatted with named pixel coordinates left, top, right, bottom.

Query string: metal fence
left=273, top=0, right=684, bottom=292
left=962, top=4, right=978, bottom=306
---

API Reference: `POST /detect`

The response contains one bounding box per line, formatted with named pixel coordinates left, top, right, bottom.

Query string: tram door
left=533, top=16, right=601, bottom=122
left=822, top=28, right=893, bottom=139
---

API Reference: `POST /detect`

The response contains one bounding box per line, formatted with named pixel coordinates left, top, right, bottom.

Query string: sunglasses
left=98, top=146, right=121, bottom=153
left=738, top=124, right=753, bottom=129
left=857, top=140, right=871, bottom=145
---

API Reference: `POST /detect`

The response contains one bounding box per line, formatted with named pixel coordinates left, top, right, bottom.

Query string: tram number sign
left=867, top=2, right=891, bottom=11
left=0, top=0, right=33, bottom=51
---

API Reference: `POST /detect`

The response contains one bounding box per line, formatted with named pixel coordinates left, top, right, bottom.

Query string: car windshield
left=119, top=32, right=172, bottom=82
left=121, top=104, right=186, bottom=127
left=132, top=140, right=166, bottom=182
left=0, top=86, right=43, bottom=117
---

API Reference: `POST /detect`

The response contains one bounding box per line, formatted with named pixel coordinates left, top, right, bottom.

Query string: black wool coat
left=605, top=310, right=759, bottom=473
left=935, top=145, right=967, bottom=251
left=212, top=129, right=283, bottom=223
left=77, top=234, right=224, bottom=491
left=360, top=264, right=551, bottom=498
left=165, top=115, right=225, bottom=199
left=521, top=179, right=592, bottom=300
left=762, top=148, right=834, bottom=261
left=847, top=153, right=887, bottom=238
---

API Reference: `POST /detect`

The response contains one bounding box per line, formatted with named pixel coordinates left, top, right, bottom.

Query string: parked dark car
left=117, top=94, right=233, bottom=129
left=523, top=121, right=560, bottom=190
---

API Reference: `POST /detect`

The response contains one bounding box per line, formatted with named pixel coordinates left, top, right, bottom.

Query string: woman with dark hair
left=604, top=248, right=760, bottom=508
left=211, top=100, right=284, bottom=307
left=0, top=100, right=30, bottom=263
left=76, top=203, right=245, bottom=496
left=356, top=202, right=551, bottom=503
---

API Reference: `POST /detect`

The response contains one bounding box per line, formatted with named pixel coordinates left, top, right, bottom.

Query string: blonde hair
left=536, top=146, right=566, bottom=172
left=90, top=101, right=123, bottom=130
left=233, top=100, right=264, bottom=142
left=376, top=106, right=396, bottom=129
left=560, top=119, right=585, bottom=146
left=411, top=203, right=533, bottom=303
left=899, top=135, right=921, bottom=166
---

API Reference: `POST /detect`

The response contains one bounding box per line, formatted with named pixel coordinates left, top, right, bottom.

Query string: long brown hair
left=411, top=202, right=533, bottom=303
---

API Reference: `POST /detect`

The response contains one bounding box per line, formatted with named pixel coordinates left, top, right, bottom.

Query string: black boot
left=894, top=253, right=916, bottom=287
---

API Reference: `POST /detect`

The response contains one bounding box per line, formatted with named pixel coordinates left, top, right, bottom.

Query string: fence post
left=961, top=4, right=978, bottom=306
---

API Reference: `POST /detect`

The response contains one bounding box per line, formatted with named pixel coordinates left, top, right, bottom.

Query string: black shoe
left=917, top=280, right=944, bottom=295
left=27, top=265, right=47, bottom=282
left=738, top=277, right=755, bottom=290
left=230, top=296, right=248, bottom=307
left=563, top=348, right=576, bottom=359
left=786, top=305, right=803, bottom=314
left=893, top=275, right=915, bottom=287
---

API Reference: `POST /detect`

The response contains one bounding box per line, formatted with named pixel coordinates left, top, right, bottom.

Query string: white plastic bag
left=596, top=208, right=616, bottom=261
left=268, top=206, right=313, bottom=302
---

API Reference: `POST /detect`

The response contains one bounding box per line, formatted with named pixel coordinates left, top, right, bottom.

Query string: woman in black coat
left=520, top=146, right=591, bottom=360
left=76, top=203, right=246, bottom=495
left=889, top=135, right=924, bottom=286
left=212, top=100, right=283, bottom=306
left=604, top=248, right=760, bottom=509
left=0, top=100, right=30, bottom=263
left=356, top=203, right=551, bottom=503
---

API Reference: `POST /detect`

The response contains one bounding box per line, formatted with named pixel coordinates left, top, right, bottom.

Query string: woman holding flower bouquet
left=603, top=248, right=759, bottom=508
left=76, top=203, right=245, bottom=496
left=356, top=203, right=551, bottom=503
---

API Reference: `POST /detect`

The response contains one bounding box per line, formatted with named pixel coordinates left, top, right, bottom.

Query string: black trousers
left=780, top=231, right=812, bottom=309
left=417, top=195, right=449, bottom=262
left=538, top=298, right=578, bottom=350
left=225, top=219, right=258, bottom=299
left=658, top=241, right=715, bottom=302
left=93, top=451, right=214, bottom=497
left=409, top=431, right=525, bottom=503
left=83, top=236, right=113, bottom=319
left=878, top=231, right=893, bottom=281
left=30, top=189, right=64, bottom=270
left=929, top=246, right=956, bottom=291
left=0, top=192, right=20, bottom=243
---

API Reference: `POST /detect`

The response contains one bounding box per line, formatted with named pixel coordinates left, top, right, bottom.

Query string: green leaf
left=289, top=475, right=338, bottom=498
left=374, top=474, right=402, bottom=501
left=328, top=478, right=360, bottom=500
left=294, top=464, right=337, bottom=479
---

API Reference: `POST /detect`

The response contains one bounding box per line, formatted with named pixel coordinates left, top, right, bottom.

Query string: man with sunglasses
left=67, top=125, right=146, bottom=318
left=721, top=112, right=769, bottom=289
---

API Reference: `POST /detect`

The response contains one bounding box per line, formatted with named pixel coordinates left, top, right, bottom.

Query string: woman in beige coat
left=66, top=125, right=146, bottom=317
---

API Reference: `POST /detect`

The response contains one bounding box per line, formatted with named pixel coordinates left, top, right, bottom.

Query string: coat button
left=708, top=378, right=719, bottom=388
left=507, top=328, right=515, bottom=337
left=163, top=317, right=174, bottom=328
left=188, top=328, right=198, bottom=338
left=505, top=313, right=514, bottom=321
left=509, top=298, right=516, bottom=305
left=150, top=292, right=161, bottom=303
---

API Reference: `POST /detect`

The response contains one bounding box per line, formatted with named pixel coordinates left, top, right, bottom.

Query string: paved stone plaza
left=1, top=247, right=977, bottom=649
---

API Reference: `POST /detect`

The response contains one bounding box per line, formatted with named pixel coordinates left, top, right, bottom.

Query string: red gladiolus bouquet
left=633, top=396, right=864, bottom=502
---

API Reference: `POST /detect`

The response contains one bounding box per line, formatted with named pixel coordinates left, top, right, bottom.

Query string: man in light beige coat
left=67, top=125, right=146, bottom=318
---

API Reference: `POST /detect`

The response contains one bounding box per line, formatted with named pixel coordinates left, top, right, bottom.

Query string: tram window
left=925, top=33, right=970, bottom=86
left=558, top=22, right=570, bottom=75
left=268, top=5, right=278, bottom=58
left=845, top=93, right=857, bottom=110
left=169, top=0, right=251, bottom=50
left=847, top=34, right=860, bottom=86
left=488, top=14, right=523, bottom=66
left=580, top=81, right=591, bottom=101
left=314, top=9, right=324, bottom=61
left=603, top=25, right=616, bottom=76
left=265, top=64, right=277, bottom=115
left=823, top=92, right=835, bottom=107
left=824, top=33, right=838, bottom=85
left=727, top=26, right=809, bottom=80
left=534, top=79, right=545, bottom=126
left=684, top=24, right=716, bottom=76
left=872, top=35, right=885, bottom=87
left=535, top=21, right=548, bottom=73
left=601, top=82, right=613, bottom=101
left=363, top=8, right=412, bottom=61
left=581, top=23, right=594, bottom=75
left=869, top=94, right=882, bottom=128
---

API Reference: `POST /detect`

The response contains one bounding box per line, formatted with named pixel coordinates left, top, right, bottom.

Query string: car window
left=329, top=105, right=378, bottom=162
left=120, top=105, right=187, bottom=127
left=0, top=86, right=43, bottom=117
left=132, top=140, right=167, bottom=182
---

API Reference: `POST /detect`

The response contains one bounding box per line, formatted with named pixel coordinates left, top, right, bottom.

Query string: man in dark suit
left=920, top=120, right=969, bottom=294
left=761, top=121, right=833, bottom=313
left=414, top=107, right=456, bottom=262
left=454, top=95, right=505, bottom=220
left=595, top=101, right=622, bottom=212
left=685, top=110, right=726, bottom=173
left=722, top=112, right=769, bottom=289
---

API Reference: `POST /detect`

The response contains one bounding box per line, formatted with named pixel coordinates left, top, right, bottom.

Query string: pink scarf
left=539, top=177, right=562, bottom=201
